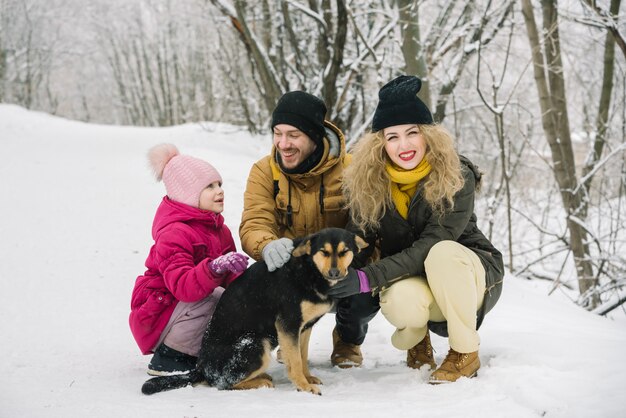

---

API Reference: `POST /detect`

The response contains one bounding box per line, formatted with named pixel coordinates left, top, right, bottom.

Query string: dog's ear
left=292, top=239, right=311, bottom=257
left=355, top=235, right=369, bottom=252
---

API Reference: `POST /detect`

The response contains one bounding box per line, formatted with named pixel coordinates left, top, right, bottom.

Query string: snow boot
left=147, top=344, right=197, bottom=376
left=407, top=331, right=437, bottom=370
left=429, top=348, right=480, bottom=384
left=331, top=328, right=363, bottom=368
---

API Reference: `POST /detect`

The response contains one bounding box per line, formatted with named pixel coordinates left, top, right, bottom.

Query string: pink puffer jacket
left=129, top=197, right=240, bottom=354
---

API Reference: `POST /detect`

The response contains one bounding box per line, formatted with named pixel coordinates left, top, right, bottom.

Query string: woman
left=329, top=75, right=504, bottom=384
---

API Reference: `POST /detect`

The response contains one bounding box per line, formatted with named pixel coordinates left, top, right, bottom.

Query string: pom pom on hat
left=148, top=143, right=179, bottom=181
left=372, top=75, right=434, bottom=132
left=147, top=143, right=222, bottom=208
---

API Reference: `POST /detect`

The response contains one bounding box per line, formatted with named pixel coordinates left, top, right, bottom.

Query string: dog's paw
left=305, top=375, right=322, bottom=385
left=297, top=383, right=322, bottom=396
left=232, top=376, right=275, bottom=390
left=258, top=373, right=274, bottom=382
left=257, top=378, right=275, bottom=389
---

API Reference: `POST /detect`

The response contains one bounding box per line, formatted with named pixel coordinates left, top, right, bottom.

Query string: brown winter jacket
left=239, top=121, right=350, bottom=260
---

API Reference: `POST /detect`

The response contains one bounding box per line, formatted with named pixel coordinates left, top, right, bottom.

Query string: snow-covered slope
left=1, top=105, right=624, bottom=418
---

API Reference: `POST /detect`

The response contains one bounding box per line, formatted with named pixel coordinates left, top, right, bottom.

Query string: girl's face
left=198, top=181, right=224, bottom=213
left=383, top=124, right=427, bottom=170
left=273, top=124, right=317, bottom=169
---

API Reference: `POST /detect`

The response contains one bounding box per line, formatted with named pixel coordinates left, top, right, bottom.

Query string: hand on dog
left=327, top=268, right=371, bottom=298
left=209, top=252, right=249, bottom=275
left=262, top=238, right=294, bottom=272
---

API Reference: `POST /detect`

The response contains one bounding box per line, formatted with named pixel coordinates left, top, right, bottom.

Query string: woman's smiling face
left=383, top=124, right=427, bottom=170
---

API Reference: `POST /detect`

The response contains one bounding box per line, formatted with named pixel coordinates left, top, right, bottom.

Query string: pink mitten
left=209, top=252, right=249, bottom=275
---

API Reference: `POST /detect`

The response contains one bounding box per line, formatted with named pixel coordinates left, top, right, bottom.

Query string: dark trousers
left=335, top=292, right=380, bottom=345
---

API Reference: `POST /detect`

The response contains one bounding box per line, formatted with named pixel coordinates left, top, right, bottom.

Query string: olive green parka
left=357, top=156, right=504, bottom=336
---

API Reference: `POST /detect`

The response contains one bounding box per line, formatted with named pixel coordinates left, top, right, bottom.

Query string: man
left=239, top=91, right=378, bottom=368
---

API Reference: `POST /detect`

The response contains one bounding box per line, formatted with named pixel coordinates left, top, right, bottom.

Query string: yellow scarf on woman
left=385, top=159, right=432, bottom=219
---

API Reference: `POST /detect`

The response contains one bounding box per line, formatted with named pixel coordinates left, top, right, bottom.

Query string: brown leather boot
left=429, top=348, right=480, bottom=384
left=331, top=328, right=363, bottom=368
left=407, top=331, right=437, bottom=370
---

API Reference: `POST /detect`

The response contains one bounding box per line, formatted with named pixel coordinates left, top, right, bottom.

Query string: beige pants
left=379, top=241, right=486, bottom=353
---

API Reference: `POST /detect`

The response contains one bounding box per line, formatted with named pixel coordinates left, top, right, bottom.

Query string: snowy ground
left=1, top=104, right=624, bottom=418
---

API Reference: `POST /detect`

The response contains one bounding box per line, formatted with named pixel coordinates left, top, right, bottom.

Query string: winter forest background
left=1, top=0, right=625, bottom=317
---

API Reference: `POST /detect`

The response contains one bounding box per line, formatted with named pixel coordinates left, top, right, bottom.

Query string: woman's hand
left=327, top=268, right=371, bottom=298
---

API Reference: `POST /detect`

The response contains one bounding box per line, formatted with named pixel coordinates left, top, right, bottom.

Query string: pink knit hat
left=148, top=143, right=222, bottom=208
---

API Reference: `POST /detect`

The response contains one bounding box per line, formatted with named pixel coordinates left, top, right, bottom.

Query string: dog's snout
left=328, top=267, right=341, bottom=279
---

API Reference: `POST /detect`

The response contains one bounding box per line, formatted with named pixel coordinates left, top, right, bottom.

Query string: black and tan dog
left=142, top=227, right=367, bottom=396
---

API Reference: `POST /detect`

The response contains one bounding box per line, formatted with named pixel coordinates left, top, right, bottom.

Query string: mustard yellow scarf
left=386, top=159, right=432, bottom=219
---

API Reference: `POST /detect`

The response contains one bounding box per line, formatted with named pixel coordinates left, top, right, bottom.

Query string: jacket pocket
left=134, top=290, right=174, bottom=329
left=322, top=194, right=348, bottom=229
left=275, top=190, right=301, bottom=230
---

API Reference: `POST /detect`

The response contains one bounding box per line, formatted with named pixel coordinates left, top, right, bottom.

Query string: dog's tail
left=141, top=370, right=204, bottom=395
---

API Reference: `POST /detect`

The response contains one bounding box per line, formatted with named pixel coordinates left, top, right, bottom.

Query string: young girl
left=130, top=143, right=248, bottom=376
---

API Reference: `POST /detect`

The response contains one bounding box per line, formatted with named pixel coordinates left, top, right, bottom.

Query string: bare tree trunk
left=522, top=0, right=598, bottom=306
left=210, top=0, right=283, bottom=113
left=261, top=0, right=272, bottom=52
left=312, top=0, right=330, bottom=79
left=582, top=0, right=626, bottom=59
left=280, top=1, right=307, bottom=83
left=320, top=0, right=347, bottom=117
left=397, top=0, right=431, bottom=108
left=0, top=1, right=4, bottom=102
left=0, top=45, right=5, bottom=102
left=580, top=0, right=621, bottom=212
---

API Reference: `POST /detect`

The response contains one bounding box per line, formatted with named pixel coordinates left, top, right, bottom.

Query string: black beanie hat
left=371, top=75, right=433, bottom=132
left=271, top=91, right=327, bottom=145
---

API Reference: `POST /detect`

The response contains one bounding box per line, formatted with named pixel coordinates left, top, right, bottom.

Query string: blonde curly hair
left=343, top=124, right=464, bottom=233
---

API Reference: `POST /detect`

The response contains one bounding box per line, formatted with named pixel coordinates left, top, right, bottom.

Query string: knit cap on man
left=271, top=91, right=327, bottom=146
left=148, top=143, right=222, bottom=208
left=372, top=75, right=434, bottom=132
